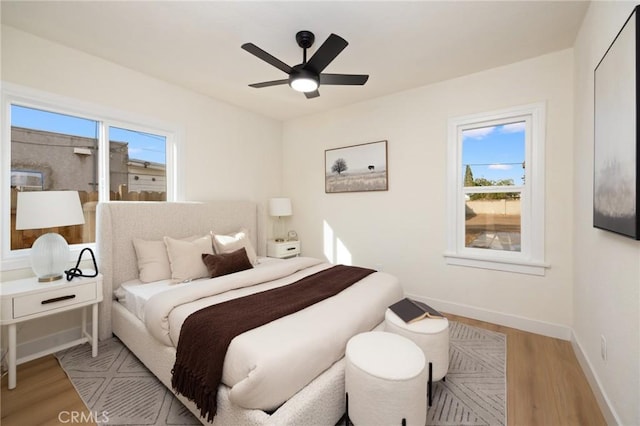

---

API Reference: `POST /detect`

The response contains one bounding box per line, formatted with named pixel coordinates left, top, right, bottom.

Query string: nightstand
left=267, top=240, right=301, bottom=258
left=0, top=273, right=103, bottom=389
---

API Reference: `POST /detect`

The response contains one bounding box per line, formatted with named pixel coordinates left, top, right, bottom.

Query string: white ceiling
left=1, top=1, right=589, bottom=121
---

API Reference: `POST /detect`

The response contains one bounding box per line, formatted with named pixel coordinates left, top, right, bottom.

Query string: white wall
left=573, top=2, right=640, bottom=424
left=283, top=49, right=575, bottom=338
left=0, top=26, right=282, bottom=346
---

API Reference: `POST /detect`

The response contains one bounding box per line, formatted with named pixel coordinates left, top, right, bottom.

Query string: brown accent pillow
left=202, top=247, right=253, bottom=278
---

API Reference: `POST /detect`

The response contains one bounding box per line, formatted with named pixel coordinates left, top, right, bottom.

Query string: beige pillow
left=164, top=235, right=214, bottom=282
left=211, top=229, right=258, bottom=265
left=132, top=239, right=172, bottom=283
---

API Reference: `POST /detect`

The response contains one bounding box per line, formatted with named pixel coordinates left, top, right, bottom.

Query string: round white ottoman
left=384, top=308, right=449, bottom=406
left=345, top=331, right=427, bottom=426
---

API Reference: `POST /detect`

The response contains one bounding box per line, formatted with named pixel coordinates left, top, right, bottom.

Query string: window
left=2, top=84, right=179, bottom=269
left=108, top=126, right=168, bottom=200
left=445, top=103, right=547, bottom=275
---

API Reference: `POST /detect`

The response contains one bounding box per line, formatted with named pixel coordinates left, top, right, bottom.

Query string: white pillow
left=211, top=229, right=258, bottom=266
left=163, top=235, right=214, bottom=282
left=132, top=239, right=172, bottom=283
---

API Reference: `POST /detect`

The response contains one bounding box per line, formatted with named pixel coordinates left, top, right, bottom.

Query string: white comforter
left=143, top=257, right=402, bottom=410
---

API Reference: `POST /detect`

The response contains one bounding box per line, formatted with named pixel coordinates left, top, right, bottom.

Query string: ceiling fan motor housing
left=289, top=65, right=319, bottom=92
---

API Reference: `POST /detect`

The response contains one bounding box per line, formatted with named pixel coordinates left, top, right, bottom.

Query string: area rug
left=428, top=321, right=506, bottom=425
left=56, top=321, right=505, bottom=426
left=56, top=338, right=200, bottom=425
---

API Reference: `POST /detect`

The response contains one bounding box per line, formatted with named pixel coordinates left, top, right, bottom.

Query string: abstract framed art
left=325, top=140, right=388, bottom=193
left=593, top=5, right=640, bottom=239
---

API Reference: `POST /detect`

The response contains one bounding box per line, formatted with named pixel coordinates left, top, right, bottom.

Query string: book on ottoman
left=389, top=298, right=444, bottom=323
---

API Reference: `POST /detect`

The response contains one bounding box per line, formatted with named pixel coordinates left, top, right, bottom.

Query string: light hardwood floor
left=447, top=314, right=606, bottom=426
left=1, top=356, right=95, bottom=425
left=1, top=314, right=606, bottom=426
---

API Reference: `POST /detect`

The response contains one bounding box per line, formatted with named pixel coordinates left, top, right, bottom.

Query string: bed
left=96, top=201, right=402, bottom=425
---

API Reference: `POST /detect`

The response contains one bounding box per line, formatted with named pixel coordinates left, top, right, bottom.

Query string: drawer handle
left=41, top=295, right=76, bottom=305
left=286, top=247, right=296, bottom=251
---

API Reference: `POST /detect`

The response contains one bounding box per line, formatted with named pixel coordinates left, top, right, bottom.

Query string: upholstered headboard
left=96, top=201, right=258, bottom=340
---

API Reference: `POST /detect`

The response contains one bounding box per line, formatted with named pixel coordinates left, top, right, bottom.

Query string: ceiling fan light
left=290, top=77, right=319, bottom=92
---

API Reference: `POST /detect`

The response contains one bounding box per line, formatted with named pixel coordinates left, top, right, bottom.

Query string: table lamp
left=269, top=198, right=292, bottom=242
left=16, top=191, right=85, bottom=282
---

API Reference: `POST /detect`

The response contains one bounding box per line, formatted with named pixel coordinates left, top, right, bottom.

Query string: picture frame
left=325, top=140, right=388, bottom=193
left=593, top=6, right=640, bottom=240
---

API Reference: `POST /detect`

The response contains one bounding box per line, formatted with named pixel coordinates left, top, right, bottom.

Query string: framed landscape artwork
left=593, top=5, right=640, bottom=240
left=325, top=140, right=388, bottom=193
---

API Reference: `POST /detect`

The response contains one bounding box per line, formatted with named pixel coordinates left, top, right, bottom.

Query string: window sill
left=1, top=243, right=96, bottom=272
left=443, top=252, right=549, bottom=276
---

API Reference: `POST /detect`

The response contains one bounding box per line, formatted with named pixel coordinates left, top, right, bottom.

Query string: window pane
left=108, top=126, right=167, bottom=201
left=462, top=122, right=525, bottom=187
left=465, top=194, right=521, bottom=252
left=10, top=105, right=99, bottom=250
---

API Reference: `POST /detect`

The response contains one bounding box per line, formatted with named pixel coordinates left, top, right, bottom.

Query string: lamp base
left=30, top=232, right=70, bottom=283
left=38, top=273, right=64, bottom=283
left=272, top=216, right=287, bottom=243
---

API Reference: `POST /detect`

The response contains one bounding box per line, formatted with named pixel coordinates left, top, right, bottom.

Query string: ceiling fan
left=241, top=31, right=369, bottom=99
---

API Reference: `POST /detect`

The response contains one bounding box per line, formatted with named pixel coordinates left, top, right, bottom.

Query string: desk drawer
left=13, top=283, right=97, bottom=319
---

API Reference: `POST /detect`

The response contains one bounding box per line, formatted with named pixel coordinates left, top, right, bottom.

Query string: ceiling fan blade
left=249, top=79, right=289, bottom=88
left=304, top=34, right=348, bottom=74
left=241, top=43, right=293, bottom=75
left=304, top=90, right=320, bottom=99
left=320, top=73, right=369, bottom=85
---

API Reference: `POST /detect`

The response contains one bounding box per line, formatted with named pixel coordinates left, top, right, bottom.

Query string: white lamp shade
left=269, top=198, right=292, bottom=217
left=16, top=191, right=85, bottom=230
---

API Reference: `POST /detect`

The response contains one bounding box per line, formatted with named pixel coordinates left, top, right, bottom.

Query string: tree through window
left=462, top=121, right=525, bottom=252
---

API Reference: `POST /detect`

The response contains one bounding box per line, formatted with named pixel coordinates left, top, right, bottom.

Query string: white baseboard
left=406, top=293, right=572, bottom=340
left=571, top=331, right=620, bottom=426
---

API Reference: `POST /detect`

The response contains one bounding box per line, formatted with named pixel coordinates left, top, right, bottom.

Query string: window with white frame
left=2, top=84, right=180, bottom=269
left=445, top=103, right=547, bottom=275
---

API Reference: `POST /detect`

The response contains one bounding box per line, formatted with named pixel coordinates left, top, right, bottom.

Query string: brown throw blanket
left=171, top=264, right=375, bottom=421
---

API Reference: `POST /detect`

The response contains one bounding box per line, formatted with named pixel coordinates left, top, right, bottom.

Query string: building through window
left=2, top=86, right=177, bottom=266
